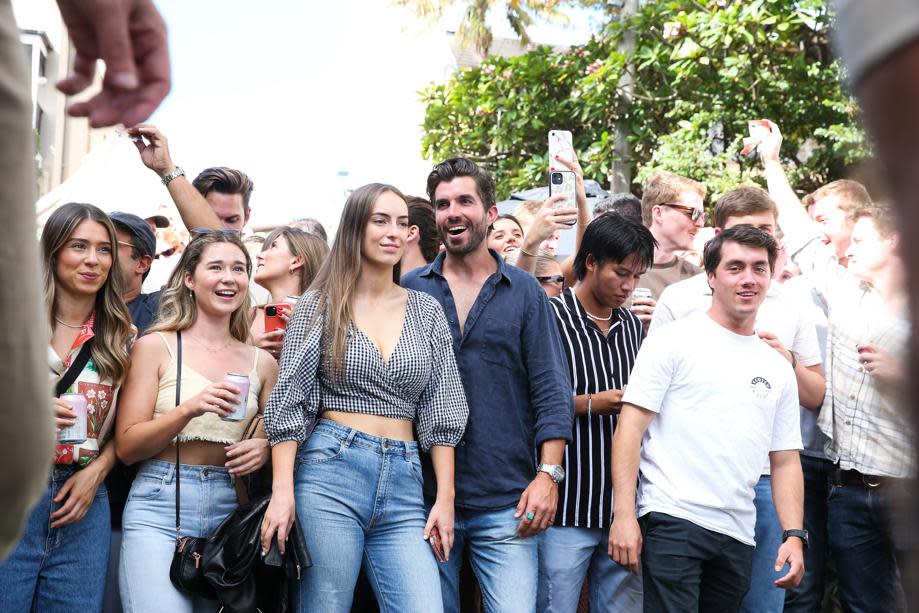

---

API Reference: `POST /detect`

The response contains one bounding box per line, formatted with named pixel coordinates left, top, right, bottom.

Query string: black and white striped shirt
left=550, top=287, right=644, bottom=528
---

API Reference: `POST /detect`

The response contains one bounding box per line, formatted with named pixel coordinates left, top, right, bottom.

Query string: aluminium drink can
left=222, top=373, right=250, bottom=422
left=58, top=393, right=88, bottom=444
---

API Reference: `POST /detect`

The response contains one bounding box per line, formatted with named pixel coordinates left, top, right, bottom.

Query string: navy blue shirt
left=127, top=289, right=162, bottom=336
left=402, top=250, right=573, bottom=511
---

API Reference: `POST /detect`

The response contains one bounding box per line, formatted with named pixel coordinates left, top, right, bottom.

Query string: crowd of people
left=0, top=2, right=917, bottom=613
left=0, top=111, right=911, bottom=613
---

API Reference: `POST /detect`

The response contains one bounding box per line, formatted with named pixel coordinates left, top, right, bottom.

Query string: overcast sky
left=148, top=1, right=600, bottom=235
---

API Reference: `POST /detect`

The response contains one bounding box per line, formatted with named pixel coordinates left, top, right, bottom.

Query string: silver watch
left=161, top=165, right=185, bottom=186
left=537, top=463, right=565, bottom=483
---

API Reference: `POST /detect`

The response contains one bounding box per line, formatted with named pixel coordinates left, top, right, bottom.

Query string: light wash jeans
left=0, top=465, right=110, bottom=612
left=740, top=474, right=784, bottom=613
left=434, top=505, right=538, bottom=613
left=293, top=419, right=443, bottom=613
left=538, top=525, right=643, bottom=612
left=119, top=460, right=237, bottom=613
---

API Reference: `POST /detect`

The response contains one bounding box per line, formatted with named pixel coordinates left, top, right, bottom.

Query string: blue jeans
left=293, top=420, right=442, bottom=613
left=0, top=465, right=110, bottom=612
left=739, top=475, right=784, bottom=612
left=784, top=455, right=830, bottom=612
left=436, top=505, right=538, bottom=613
left=537, top=525, right=642, bottom=612
left=119, top=460, right=237, bottom=613
left=827, top=478, right=907, bottom=612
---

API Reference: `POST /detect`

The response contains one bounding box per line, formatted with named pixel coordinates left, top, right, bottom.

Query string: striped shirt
left=549, top=287, right=644, bottom=528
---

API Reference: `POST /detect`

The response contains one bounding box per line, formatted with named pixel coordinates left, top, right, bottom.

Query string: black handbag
left=203, top=494, right=311, bottom=613
left=168, top=331, right=217, bottom=598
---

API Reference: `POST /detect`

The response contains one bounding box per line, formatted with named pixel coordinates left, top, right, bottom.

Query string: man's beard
left=439, top=217, right=489, bottom=257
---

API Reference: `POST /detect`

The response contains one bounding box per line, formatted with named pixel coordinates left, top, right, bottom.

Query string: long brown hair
left=261, top=226, right=329, bottom=294
left=42, top=203, right=133, bottom=386
left=308, top=183, right=406, bottom=381
left=148, top=231, right=253, bottom=342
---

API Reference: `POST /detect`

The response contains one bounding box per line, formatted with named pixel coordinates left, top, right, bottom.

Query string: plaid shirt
left=817, top=279, right=914, bottom=478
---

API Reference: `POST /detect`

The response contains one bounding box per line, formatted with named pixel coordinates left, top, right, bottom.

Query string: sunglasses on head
left=537, top=275, right=565, bottom=285
left=189, top=228, right=243, bottom=240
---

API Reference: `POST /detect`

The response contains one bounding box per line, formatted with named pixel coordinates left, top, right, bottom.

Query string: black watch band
left=782, top=529, right=809, bottom=550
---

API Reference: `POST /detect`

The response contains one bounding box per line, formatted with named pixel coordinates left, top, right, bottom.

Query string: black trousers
left=640, top=512, right=754, bottom=613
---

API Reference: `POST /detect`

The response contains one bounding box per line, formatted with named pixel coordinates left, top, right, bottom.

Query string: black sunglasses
left=537, top=275, right=565, bottom=285
left=660, top=203, right=705, bottom=223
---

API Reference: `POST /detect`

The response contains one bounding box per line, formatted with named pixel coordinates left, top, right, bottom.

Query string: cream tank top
left=151, top=332, right=262, bottom=444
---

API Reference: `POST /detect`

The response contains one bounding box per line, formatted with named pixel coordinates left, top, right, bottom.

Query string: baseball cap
left=109, top=211, right=156, bottom=258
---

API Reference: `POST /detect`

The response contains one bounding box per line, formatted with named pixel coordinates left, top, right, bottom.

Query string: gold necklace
left=54, top=317, right=83, bottom=329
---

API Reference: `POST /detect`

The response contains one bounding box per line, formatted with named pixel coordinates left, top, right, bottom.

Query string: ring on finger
left=526, top=512, right=535, bottom=521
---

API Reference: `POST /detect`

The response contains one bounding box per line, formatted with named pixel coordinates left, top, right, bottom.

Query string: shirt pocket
left=479, top=316, right=521, bottom=369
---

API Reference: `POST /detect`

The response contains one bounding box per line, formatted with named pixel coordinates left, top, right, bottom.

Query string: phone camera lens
left=550, top=172, right=563, bottom=185
left=266, top=306, right=277, bottom=316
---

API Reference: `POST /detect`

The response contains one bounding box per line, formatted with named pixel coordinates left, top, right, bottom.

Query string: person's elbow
left=114, top=431, right=143, bottom=466
left=800, top=376, right=826, bottom=411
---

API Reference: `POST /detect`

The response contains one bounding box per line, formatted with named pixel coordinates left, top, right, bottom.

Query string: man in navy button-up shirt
left=403, top=158, right=573, bottom=613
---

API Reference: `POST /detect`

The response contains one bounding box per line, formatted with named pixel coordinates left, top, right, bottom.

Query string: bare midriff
left=322, top=410, right=414, bottom=441
left=153, top=439, right=233, bottom=467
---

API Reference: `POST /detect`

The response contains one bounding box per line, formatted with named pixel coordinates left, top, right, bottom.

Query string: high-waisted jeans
left=293, top=419, right=443, bottom=613
left=0, top=465, right=109, bottom=613
left=118, top=460, right=237, bottom=613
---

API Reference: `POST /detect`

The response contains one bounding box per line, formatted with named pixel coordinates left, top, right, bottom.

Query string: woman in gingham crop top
left=261, top=184, right=469, bottom=612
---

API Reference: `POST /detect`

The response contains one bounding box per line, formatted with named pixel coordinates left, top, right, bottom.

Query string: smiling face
left=54, top=219, right=113, bottom=299
left=846, top=216, right=896, bottom=281
left=707, top=240, right=771, bottom=327
left=255, top=233, right=300, bottom=284
left=361, top=190, right=409, bottom=268
left=488, top=217, right=524, bottom=256
left=434, top=176, right=497, bottom=257
left=654, top=189, right=705, bottom=251
left=184, top=242, right=250, bottom=316
left=812, top=195, right=852, bottom=249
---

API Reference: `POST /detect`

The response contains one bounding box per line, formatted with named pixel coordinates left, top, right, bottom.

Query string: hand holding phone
left=740, top=119, right=772, bottom=156
left=548, top=130, right=577, bottom=225
left=264, top=303, right=291, bottom=334
left=429, top=526, right=447, bottom=563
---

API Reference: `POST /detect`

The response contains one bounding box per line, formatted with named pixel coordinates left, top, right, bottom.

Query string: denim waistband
left=313, top=418, right=419, bottom=457
left=136, top=459, right=234, bottom=485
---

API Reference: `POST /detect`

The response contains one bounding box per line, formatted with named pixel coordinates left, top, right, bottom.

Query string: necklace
left=186, top=335, right=233, bottom=353
left=54, top=317, right=84, bottom=329
left=583, top=307, right=614, bottom=322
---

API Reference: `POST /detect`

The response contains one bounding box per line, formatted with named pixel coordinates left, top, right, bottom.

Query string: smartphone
left=740, top=119, right=771, bottom=157
left=548, top=130, right=577, bottom=225
left=548, top=130, right=574, bottom=171
left=264, top=303, right=290, bottom=334
left=429, top=527, right=447, bottom=563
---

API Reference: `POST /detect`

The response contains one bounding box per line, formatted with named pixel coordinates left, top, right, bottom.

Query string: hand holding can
left=57, top=394, right=88, bottom=443
left=222, top=373, right=250, bottom=422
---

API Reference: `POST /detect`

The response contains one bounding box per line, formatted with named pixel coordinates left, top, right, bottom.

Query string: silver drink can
left=222, top=373, right=250, bottom=422
left=58, top=393, right=88, bottom=443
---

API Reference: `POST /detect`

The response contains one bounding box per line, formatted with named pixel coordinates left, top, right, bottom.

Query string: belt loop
left=344, top=429, right=357, bottom=449
left=165, top=460, right=176, bottom=484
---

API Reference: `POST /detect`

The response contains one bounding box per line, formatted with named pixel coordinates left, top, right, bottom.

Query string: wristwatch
left=161, top=165, right=185, bottom=186
left=782, top=529, right=809, bottom=550
left=537, top=463, right=565, bottom=484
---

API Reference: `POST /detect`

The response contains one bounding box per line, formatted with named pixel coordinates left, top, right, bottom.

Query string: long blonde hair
left=307, top=183, right=405, bottom=381
left=42, top=203, right=133, bottom=386
left=148, top=231, right=252, bottom=342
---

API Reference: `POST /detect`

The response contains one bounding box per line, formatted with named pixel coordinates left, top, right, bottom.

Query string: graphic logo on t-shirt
left=750, top=376, right=772, bottom=399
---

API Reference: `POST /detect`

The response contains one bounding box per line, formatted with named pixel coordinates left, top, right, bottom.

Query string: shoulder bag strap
left=54, top=337, right=95, bottom=397
left=174, top=331, right=183, bottom=543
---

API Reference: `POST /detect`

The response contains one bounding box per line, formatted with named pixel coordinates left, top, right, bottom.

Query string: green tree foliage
left=419, top=0, right=869, bottom=201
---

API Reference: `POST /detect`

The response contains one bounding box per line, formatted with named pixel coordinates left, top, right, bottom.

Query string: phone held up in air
left=548, top=130, right=577, bottom=226
left=264, top=303, right=291, bottom=334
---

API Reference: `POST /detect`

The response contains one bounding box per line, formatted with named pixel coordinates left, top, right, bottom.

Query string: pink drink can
left=222, top=373, right=250, bottom=422
left=58, top=393, right=88, bottom=443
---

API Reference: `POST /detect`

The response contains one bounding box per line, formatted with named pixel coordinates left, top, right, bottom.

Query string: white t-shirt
left=623, top=312, right=802, bottom=546
left=649, top=273, right=820, bottom=474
